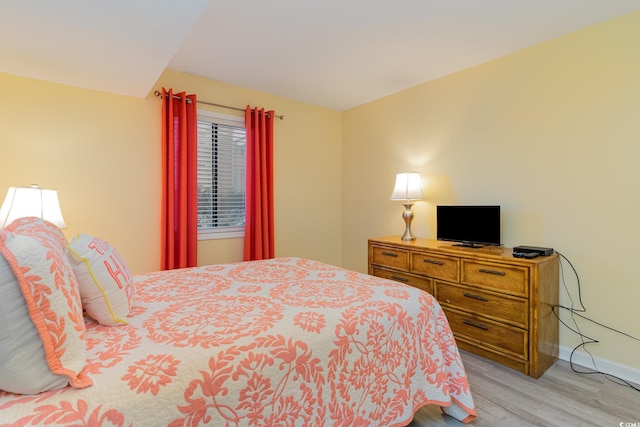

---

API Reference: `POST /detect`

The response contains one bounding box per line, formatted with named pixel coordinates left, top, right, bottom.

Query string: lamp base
left=400, top=203, right=416, bottom=241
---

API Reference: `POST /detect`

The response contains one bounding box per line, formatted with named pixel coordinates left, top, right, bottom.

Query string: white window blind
left=197, top=111, right=246, bottom=240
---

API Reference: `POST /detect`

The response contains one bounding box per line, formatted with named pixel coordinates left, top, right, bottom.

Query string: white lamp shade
left=389, top=172, right=424, bottom=201
left=0, top=186, right=67, bottom=229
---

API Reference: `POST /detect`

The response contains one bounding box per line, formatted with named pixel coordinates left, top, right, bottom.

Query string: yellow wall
left=342, top=11, right=640, bottom=370
left=0, top=75, right=160, bottom=273
left=0, top=69, right=343, bottom=274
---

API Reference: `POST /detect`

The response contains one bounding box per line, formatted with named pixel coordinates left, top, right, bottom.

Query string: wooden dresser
left=368, top=236, right=559, bottom=378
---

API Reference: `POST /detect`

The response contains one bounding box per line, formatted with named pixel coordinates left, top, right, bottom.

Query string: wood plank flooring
left=410, top=350, right=640, bottom=426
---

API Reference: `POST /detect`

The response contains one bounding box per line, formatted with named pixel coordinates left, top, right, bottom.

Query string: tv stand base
left=452, top=242, right=484, bottom=248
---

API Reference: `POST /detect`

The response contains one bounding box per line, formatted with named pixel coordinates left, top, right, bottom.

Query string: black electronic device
left=436, top=205, right=501, bottom=248
left=513, top=245, right=554, bottom=256
left=513, top=251, right=539, bottom=259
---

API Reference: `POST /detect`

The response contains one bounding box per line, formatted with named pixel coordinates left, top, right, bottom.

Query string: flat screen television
left=436, top=205, right=501, bottom=248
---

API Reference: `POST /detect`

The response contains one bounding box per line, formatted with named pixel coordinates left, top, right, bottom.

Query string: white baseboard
left=559, top=345, right=640, bottom=386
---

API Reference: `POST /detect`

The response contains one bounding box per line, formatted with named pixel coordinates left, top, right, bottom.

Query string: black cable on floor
left=553, top=251, right=639, bottom=392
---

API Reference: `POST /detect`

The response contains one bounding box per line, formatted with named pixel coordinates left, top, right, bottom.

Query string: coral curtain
left=244, top=107, right=275, bottom=261
left=161, top=88, right=198, bottom=270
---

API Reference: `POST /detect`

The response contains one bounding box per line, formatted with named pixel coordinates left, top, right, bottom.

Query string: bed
left=0, top=219, right=476, bottom=426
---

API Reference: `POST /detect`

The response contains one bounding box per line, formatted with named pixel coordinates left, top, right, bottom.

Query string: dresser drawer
left=411, top=252, right=459, bottom=282
left=436, top=282, right=528, bottom=328
left=372, top=267, right=433, bottom=294
left=461, top=260, right=528, bottom=297
left=444, top=307, right=527, bottom=360
left=371, top=246, right=410, bottom=270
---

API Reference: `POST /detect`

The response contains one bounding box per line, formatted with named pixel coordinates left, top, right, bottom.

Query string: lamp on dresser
left=0, top=185, right=67, bottom=228
left=389, top=172, right=424, bottom=241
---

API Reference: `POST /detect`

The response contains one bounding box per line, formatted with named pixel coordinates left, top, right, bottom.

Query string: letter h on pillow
left=67, top=234, right=135, bottom=326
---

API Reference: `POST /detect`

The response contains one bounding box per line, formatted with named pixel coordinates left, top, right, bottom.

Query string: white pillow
left=68, top=234, right=135, bottom=326
left=0, top=217, right=91, bottom=394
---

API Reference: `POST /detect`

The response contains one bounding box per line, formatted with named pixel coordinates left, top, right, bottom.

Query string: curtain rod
left=153, top=90, right=284, bottom=120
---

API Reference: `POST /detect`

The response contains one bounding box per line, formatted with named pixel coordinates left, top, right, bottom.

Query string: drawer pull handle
left=381, top=251, right=398, bottom=257
left=478, top=268, right=506, bottom=276
left=423, top=259, right=444, bottom=266
left=463, top=320, right=489, bottom=331
left=390, top=275, right=408, bottom=283
left=463, top=292, right=489, bottom=302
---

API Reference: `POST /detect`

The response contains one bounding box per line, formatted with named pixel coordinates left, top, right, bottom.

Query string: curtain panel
left=244, top=107, right=275, bottom=261
left=161, top=88, right=198, bottom=270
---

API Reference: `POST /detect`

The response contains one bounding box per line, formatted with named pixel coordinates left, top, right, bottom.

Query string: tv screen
left=436, top=205, right=501, bottom=247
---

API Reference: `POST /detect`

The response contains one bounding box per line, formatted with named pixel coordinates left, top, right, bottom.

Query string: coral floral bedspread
left=0, top=257, right=476, bottom=426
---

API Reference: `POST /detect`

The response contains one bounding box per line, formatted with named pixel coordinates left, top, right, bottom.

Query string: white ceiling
left=2, top=1, right=639, bottom=111
left=0, top=0, right=208, bottom=98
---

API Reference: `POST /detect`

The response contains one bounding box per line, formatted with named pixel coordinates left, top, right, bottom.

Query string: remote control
left=513, top=252, right=539, bottom=259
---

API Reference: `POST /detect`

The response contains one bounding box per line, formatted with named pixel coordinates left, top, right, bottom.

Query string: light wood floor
left=410, top=350, right=640, bottom=426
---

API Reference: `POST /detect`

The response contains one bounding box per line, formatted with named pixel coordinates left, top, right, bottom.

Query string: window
left=197, top=111, right=246, bottom=240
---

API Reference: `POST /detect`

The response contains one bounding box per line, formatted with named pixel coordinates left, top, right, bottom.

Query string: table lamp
left=0, top=185, right=67, bottom=228
left=389, top=172, right=423, bottom=241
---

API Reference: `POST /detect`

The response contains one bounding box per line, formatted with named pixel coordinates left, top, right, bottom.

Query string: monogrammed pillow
left=68, top=234, right=135, bottom=326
